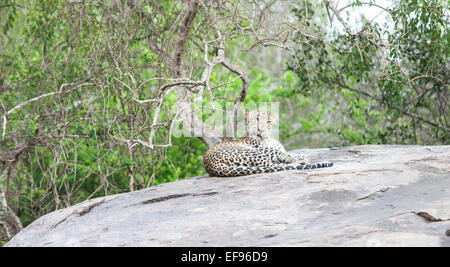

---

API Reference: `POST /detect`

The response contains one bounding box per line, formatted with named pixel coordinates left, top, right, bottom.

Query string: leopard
left=203, top=108, right=333, bottom=177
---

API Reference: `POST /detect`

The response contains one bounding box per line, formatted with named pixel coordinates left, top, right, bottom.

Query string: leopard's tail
left=210, top=162, right=333, bottom=177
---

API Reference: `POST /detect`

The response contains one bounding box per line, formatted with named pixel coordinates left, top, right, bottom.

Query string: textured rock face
left=6, top=145, right=450, bottom=247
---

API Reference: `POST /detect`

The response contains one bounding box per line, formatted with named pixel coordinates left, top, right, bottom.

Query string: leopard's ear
left=270, top=114, right=277, bottom=123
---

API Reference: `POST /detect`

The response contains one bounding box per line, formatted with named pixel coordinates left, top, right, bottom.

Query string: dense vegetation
left=0, top=0, right=447, bottom=239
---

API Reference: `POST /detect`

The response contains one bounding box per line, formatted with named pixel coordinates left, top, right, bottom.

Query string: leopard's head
left=244, top=108, right=276, bottom=139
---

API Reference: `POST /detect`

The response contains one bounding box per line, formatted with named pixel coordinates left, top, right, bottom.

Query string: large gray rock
left=6, top=145, right=450, bottom=247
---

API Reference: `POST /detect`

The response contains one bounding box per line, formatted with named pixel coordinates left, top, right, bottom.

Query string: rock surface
left=6, top=145, right=450, bottom=247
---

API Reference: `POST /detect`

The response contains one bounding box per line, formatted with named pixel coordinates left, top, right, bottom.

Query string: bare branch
left=323, top=0, right=355, bottom=36
left=5, top=81, right=93, bottom=116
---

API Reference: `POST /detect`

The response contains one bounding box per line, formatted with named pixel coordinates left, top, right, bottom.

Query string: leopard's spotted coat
left=203, top=109, right=333, bottom=177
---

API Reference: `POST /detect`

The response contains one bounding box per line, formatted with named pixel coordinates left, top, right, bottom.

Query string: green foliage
left=290, top=0, right=449, bottom=146
left=0, top=0, right=448, bottom=230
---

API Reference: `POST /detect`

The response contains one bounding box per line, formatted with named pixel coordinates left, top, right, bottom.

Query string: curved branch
left=5, top=81, right=92, bottom=116
left=338, top=2, right=393, bottom=15
left=2, top=80, right=93, bottom=139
